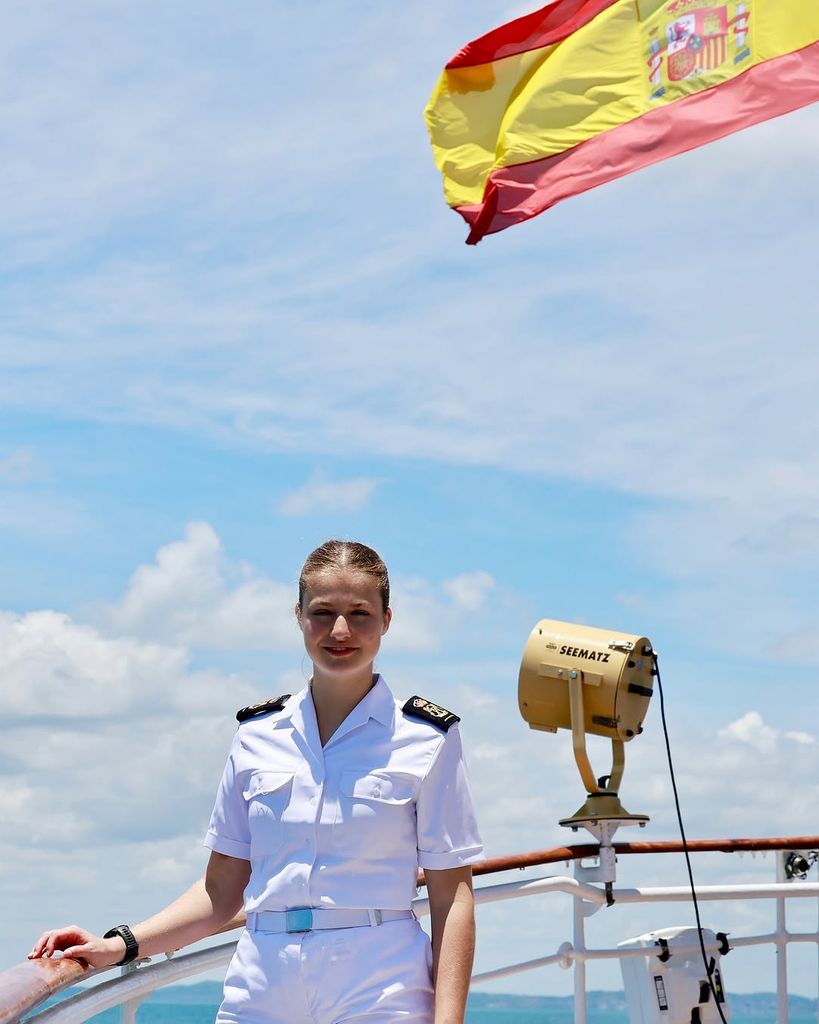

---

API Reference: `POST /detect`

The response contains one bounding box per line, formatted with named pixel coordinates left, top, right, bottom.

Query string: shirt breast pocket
left=242, top=771, right=294, bottom=853
left=334, top=770, right=417, bottom=858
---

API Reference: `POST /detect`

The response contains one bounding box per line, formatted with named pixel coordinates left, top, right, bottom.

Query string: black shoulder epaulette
left=402, top=696, right=460, bottom=732
left=236, top=694, right=291, bottom=723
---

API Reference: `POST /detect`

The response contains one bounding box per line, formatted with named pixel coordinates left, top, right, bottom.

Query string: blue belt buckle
left=286, top=908, right=313, bottom=933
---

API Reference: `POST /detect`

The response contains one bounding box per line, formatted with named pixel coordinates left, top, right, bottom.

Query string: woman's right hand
left=28, top=926, right=127, bottom=969
left=27, top=853, right=248, bottom=970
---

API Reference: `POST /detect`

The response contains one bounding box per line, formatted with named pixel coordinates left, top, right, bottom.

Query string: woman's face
left=297, top=568, right=391, bottom=683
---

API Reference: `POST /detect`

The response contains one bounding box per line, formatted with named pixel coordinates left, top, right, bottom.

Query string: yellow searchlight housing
left=519, top=619, right=655, bottom=829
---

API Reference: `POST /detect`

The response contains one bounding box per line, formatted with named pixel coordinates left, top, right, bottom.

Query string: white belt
left=246, top=908, right=413, bottom=934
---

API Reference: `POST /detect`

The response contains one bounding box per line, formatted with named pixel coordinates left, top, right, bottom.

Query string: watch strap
left=103, top=924, right=139, bottom=965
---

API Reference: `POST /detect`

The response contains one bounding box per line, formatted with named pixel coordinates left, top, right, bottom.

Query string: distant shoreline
left=136, top=982, right=819, bottom=1016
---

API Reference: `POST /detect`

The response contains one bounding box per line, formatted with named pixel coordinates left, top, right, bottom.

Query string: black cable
left=652, top=652, right=729, bottom=1024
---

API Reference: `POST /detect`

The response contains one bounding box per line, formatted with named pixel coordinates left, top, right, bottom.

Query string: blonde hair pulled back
left=298, top=540, right=390, bottom=613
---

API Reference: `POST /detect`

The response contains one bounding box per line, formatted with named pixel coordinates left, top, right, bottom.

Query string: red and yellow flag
left=425, top=0, right=819, bottom=243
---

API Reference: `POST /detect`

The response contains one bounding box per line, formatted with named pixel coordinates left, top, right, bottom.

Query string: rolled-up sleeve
left=416, top=725, right=484, bottom=870
left=203, top=740, right=251, bottom=861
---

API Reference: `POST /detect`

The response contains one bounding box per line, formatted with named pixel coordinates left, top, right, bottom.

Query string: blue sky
left=2, top=0, right=819, bottom=1000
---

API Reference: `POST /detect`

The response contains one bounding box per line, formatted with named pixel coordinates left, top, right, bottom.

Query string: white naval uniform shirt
left=204, top=675, right=484, bottom=912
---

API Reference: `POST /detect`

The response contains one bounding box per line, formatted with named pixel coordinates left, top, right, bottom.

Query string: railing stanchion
left=119, top=997, right=143, bottom=1024
left=572, top=893, right=587, bottom=1024
left=776, top=851, right=789, bottom=1024
left=117, top=962, right=145, bottom=1024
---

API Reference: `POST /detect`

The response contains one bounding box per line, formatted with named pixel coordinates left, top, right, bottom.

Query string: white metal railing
left=7, top=843, right=819, bottom=1024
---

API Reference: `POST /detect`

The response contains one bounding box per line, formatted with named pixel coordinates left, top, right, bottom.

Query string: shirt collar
left=285, top=675, right=395, bottom=751
left=321, top=673, right=396, bottom=748
left=275, top=687, right=319, bottom=763
left=359, top=674, right=395, bottom=729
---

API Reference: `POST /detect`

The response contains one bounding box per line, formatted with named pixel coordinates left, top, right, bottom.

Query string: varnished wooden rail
left=0, top=956, right=91, bottom=1024
left=461, top=835, right=819, bottom=881
left=2, top=836, right=817, bottom=1024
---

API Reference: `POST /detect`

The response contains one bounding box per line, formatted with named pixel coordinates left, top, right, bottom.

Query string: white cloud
left=783, top=730, right=815, bottom=745
left=385, top=577, right=443, bottom=653
left=719, top=711, right=780, bottom=755
left=0, top=608, right=244, bottom=722
left=98, top=521, right=299, bottom=651
left=278, top=471, right=378, bottom=517
left=442, top=570, right=495, bottom=611
left=387, top=571, right=498, bottom=653
left=718, top=711, right=816, bottom=756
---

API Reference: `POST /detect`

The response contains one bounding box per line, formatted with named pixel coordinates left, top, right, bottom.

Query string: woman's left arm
left=426, top=865, right=476, bottom=1024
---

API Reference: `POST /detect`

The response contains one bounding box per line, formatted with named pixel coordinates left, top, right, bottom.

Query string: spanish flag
left=425, top=0, right=819, bottom=243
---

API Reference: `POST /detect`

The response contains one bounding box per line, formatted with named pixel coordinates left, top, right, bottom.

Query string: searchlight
left=518, top=619, right=655, bottom=829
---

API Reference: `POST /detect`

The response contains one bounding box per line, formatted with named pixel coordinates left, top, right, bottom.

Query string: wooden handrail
left=458, top=835, right=819, bottom=882
left=0, top=956, right=90, bottom=1024
left=2, top=836, right=817, bottom=1023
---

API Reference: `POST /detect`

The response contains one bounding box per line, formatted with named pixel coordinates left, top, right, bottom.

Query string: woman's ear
left=295, top=604, right=303, bottom=630
left=381, top=607, right=392, bottom=636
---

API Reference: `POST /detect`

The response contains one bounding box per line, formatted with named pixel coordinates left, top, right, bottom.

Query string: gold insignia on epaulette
left=402, top=695, right=460, bottom=731
left=236, top=694, right=290, bottom=723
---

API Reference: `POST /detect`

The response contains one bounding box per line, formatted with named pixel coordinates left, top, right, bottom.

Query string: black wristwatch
left=103, top=925, right=140, bottom=965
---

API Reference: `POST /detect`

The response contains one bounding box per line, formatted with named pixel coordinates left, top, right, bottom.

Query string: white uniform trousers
left=216, top=917, right=434, bottom=1024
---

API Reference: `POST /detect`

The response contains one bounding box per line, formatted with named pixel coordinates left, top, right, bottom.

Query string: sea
left=32, top=985, right=819, bottom=1024
left=38, top=1008, right=819, bottom=1024
left=60, top=1011, right=604, bottom=1024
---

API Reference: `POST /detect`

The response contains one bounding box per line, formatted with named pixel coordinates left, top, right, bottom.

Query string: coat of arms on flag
left=644, top=0, right=751, bottom=99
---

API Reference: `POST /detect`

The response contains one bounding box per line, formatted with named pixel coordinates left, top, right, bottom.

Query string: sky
left=2, top=0, right=819, bottom=1005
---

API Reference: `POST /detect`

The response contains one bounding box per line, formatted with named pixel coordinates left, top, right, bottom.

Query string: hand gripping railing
left=2, top=836, right=818, bottom=1024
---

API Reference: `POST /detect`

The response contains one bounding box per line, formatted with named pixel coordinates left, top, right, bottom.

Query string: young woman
left=30, top=540, right=483, bottom=1024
